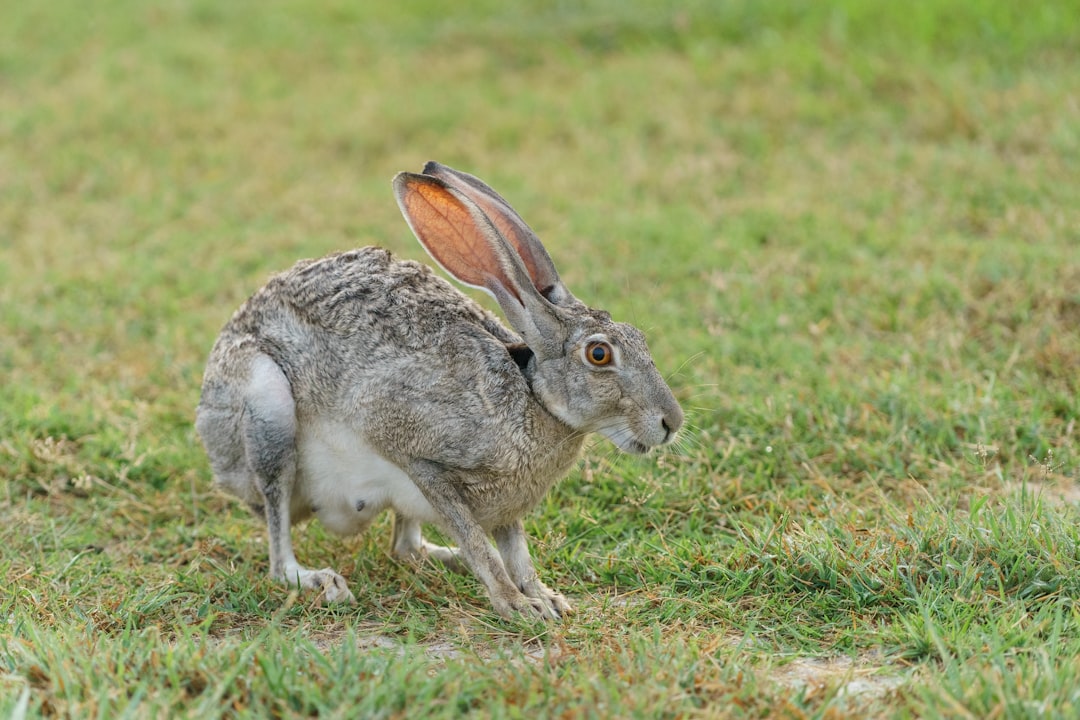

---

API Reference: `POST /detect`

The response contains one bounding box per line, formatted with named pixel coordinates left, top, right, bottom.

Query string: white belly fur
left=295, top=418, right=440, bottom=536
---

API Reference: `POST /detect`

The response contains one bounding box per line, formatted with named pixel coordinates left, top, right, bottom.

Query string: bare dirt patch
left=769, top=654, right=908, bottom=702
left=1006, top=476, right=1080, bottom=505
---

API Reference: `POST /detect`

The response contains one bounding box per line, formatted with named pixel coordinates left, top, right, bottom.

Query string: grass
left=2, top=0, right=1079, bottom=716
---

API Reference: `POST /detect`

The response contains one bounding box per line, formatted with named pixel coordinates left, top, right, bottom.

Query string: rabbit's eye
left=585, top=341, right=613, bottom=367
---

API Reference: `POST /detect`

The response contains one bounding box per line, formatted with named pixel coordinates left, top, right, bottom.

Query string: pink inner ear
left=420, top=164, right=561, bottom=299
left=398, top=175, right=523, bottom=304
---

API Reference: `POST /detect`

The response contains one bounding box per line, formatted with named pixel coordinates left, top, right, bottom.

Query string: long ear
left=420, top=161, right=578, bottom=308
left=392, top=171, right=565, bottom=351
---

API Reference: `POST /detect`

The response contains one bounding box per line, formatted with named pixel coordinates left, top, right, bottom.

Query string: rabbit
left=194, top=161, right=683, bottom=620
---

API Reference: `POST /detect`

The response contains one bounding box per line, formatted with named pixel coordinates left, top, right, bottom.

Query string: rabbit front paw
left=521, top=580, right=572, bottom=618
left=491, top=587, right=563, bottom=621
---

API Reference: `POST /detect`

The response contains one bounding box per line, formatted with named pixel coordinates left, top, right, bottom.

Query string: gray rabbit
left=195, top=162, right=683, bottom=619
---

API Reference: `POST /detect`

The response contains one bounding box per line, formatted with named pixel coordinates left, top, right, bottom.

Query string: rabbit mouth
left=606, top=432, right=651, bottom=455
left=596, top=424, right=655, bottom=455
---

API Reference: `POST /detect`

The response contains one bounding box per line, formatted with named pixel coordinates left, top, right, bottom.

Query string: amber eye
left=585, top=341, right=613, bottom=367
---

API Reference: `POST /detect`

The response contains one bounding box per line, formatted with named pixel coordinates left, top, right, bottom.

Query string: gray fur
left=195, top=163, right=683, bottom=618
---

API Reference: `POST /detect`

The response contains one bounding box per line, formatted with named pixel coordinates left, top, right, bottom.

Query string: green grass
left=2, top=0, right=1079, bottom=717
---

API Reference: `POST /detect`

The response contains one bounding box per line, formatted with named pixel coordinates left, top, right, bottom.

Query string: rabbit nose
left=660, top=416, right=676, bottom=442
left=659, top=403, right=683, bottom=443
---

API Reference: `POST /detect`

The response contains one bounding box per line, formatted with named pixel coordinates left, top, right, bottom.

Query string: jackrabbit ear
left=393, top=171, right=565, bottom=351
left=420, top=162, right=578, bottom=308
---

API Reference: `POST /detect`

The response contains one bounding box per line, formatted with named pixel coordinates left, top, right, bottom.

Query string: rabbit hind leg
left=244, top=353, right=355, bottom=604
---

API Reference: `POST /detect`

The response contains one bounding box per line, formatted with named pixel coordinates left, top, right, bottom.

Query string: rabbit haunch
left=195, top=162, right=683, bottom=619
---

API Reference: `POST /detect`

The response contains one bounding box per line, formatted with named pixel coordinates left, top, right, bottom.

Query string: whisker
left=669, top=432, right=702, bottom=454
left=666, top=351, right=707, bottom=381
